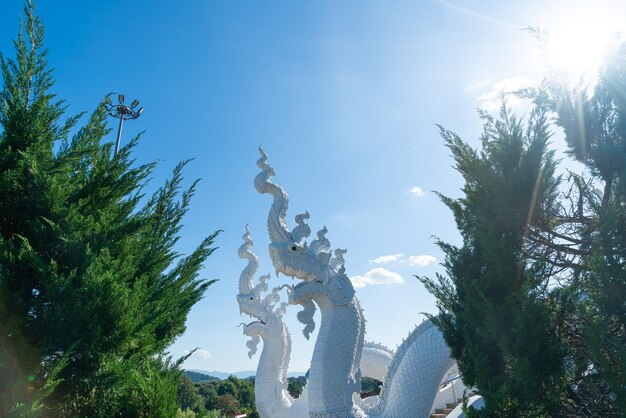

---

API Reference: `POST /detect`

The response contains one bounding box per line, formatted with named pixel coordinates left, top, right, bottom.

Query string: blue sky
left=1, top=0, right=624, bottom=373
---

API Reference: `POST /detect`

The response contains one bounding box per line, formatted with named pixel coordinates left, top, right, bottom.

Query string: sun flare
left=544, top=4, right=625, bottom=82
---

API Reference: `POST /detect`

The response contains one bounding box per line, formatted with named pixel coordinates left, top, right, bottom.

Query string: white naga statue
left=238, top=148, right=455, bottom=418
left=237, top=227, right=395, bottom=418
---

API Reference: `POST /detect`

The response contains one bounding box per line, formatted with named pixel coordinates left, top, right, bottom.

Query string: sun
left=543, top=3, right=625, bottom=83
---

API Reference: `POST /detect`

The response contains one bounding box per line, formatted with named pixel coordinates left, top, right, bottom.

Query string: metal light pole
left=104, top=94, right=144, bottom=156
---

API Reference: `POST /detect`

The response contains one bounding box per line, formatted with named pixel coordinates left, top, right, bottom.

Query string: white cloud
left=349, top=268, right=404, bottom=288
left=184, top=348, right=212, bottom=359
left=369, top=253, right=405, bottom=264
left=477, top=77, right=535, bottom=112
left=195, top=349, right=212, bottom=358
left=408, top=255, right=437, bottom=267
left=408, top=186, right=425, bottom=197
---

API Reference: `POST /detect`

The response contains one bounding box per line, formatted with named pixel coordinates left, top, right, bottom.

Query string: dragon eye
left=250, top=297, right=253, bottom=300
left=291, top=245, right=297, bottom=251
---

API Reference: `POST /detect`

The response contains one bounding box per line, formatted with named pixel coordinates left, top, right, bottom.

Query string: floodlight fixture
left=104, top=93, right=144, bottom=156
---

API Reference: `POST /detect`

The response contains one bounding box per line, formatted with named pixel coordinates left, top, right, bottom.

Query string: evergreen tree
left=0, top=3, right=219, bottom=416
left=178, top=374, right=204, bottom=412
left=419, top=102, right=565, bottom=417
left=422, top=41, right=626, bottom=417
left=529, top=42, right=626, bottom=415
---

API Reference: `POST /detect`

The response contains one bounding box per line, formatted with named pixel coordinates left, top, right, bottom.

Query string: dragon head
left=255, top=147, right=348, bottom=284
left=236, top=226, right=287, bottom=355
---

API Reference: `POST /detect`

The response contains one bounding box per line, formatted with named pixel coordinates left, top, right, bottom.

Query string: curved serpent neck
left=236, top=224, right=308, bottom=418
left=291, top=283, right=366, bottom=418
left=246, top=321, right=309, bottom=418
left=366, top=319, right=455, bottom=418
left=360, top=341, right=394, bottom=383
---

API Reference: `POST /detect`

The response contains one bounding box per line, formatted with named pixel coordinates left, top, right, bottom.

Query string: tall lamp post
left=105, top=94, right=144, bottom=156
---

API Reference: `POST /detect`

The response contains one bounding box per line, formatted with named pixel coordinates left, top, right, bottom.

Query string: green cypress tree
left=423, top=42, right=626, bottom=416
left=533, top=42, right=626, bottom=415
left=419, top=102, right=565, bottom=417
left=0, top=3, right=219, bottom=416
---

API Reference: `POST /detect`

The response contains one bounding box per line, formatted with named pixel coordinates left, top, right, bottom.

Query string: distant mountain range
left=185, top=369, right=306, bottom=380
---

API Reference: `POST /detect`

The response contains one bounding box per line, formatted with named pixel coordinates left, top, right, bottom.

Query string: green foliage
left=360, top=377, right=381, bottom=394
left=179, top=374, right=206, bottom=412
left=420, top=102, right=565, bottom=417
left=530, top=42, right=626, bottom=416
left=187, top=375, right=256, bottom=417
left=0, top=3, right=219, bottom=416
left=287, top=375, right=307, bottom=398
left=175, top=408, right=224, bottom=418
left=423, top=42, right=626, bottom=417
left=215, top=394, right=239, bottom=416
